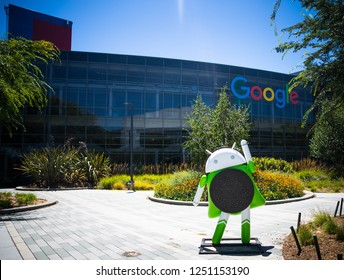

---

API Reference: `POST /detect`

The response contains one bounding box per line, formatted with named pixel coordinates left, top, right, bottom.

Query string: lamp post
left=124, top=102, right=134, bottom=190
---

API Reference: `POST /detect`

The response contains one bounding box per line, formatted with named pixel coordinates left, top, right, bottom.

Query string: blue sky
left=0, top=0, right=308, bottom=74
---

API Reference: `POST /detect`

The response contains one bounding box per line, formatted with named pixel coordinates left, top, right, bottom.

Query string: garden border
left=15, top=186, right=96, bottom=191
left=0, top=200, right=58, bottom=214
left=148, top=191, right=315, bottom=206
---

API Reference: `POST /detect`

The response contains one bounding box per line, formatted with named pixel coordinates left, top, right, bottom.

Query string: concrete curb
left=0, top=200, right=58, bottom=214
left=147, top=191, right=315, bottom=206
left=15, top=186, right=96, bottom=191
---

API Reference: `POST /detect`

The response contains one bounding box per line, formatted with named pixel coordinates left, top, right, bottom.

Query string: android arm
left=241, top=139, right=255, bottom=173
left=193, top=175, right=207, bottom=206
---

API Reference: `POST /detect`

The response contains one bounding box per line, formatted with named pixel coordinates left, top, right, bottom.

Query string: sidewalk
left=0, top=189, right=343, bottom=260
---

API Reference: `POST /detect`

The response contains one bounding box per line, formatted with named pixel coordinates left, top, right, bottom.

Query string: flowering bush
left=253, top=170, right=304, bottom=200
left=154, top=171, right=206, bottom=201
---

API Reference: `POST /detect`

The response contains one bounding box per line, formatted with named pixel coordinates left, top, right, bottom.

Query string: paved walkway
left=0, top=189, right=343, bottom=260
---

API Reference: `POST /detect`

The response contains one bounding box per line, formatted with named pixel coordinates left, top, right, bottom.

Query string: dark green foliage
left=183, top=86, right=251, bottom=164
left=298, top=224, right=314, bottom=246
left=15, top=193, right=37, bottom=206
left=336, top=224, right=344, bottom=241
left=17, top=139, right=111, bottom=188
left=0, top=200, right=12, bottom=208
left=272, top=0, right=344, bottom=163
left=0, top=37, right=60, bottom=134
left=0, top=192, right=38, bottom=209
left=309, top=100, right=344, bottom=164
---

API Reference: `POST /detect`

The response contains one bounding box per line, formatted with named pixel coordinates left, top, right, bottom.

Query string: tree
left=183, top=95, right=212, bottom=164
left=271, top=0, right=344, bottom=124
left=271, top=0, right=344, bottom=163
left=309, top=99, right=344, bottom=164
left=183, top=86, right=251, bottom=164
left=0, top=37, right=60, bottom=134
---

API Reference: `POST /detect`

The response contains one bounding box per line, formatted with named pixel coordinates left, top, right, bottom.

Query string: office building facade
left=0, top=50, right=313, bottom=178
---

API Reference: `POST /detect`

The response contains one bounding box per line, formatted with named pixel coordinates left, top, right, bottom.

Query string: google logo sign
left=230, top=76, right=299, bottom=109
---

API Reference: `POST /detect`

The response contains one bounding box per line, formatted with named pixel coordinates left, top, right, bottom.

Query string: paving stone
left=1, top=190, right=343, bottom=261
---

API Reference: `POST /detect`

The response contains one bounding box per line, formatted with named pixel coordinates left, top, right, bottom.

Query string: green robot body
left=193, top=140, right=265, bottom=245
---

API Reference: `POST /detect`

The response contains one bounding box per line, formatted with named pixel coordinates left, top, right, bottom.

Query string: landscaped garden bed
left=0, top=192, right=46, bottom=209
left=283, top=211, right=344, bottom=260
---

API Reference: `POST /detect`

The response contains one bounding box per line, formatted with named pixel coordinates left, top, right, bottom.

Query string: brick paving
left=0, top=189, right=342, bottom=260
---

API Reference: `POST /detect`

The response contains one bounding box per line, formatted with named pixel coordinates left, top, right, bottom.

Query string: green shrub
left=0, top=192, right=12, bottom=199
left=253, top=170, right=304, bottom=200
left=324, top=220, right=338, bottom=234
left=15, top=193, right=37, bottom=206
left=253, top=157, right=294, bottom=173
left=17, top=139, right=111, bottom=188
left=297, top=224, right=314, bottom=246
left=0, top=200, right=12, bottom=208
left=336, top=224, right=344, bottom=241
left=78, top=150, right=111, bottom=187
left=312, top=210, right=334, bottom=227
left=154, top=170, right=205, bottom=201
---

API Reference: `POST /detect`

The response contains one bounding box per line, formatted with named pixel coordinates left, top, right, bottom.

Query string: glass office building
left=0, top=50, right=313, bottom=178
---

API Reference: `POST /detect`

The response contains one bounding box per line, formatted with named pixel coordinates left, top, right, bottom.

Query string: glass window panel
left=164, top=58, right=181, bottom=68
left=87, top=90, right=94, bottom=107
left=68, top=62, right=87, bottom=80
left=112, top=91, right=126, bottom=108
left=145, top=92, right=157, bottom=110
left=182, top=60, right=198, bottom=70
left=94, top=108, right=107, bottom=116
left=94, top=89, right=107, bottom=107
left=182, top=70, right=198, bottom=84
left=127, top=91, right=143, bottom=112
left=146, top=57, right=163, bottom=66
left=88, top=63, right=107, bottom=81
left=52, top=64, right=67, bottom=79
left=68, top=51, right=87, bottom=61
left=164, top=68, right=181, bottom=84
left=215, top=64, right=229, bottom=73
left=88, top=53, right=107, bottom=62
left=108, top=54, right=127, bottom=64
left=108, top=64, right=126, bottom=81
left=199, top=73, right=213, bottom=86
left=173, top=94, right=181, bottom=108
left=163, top=94, right=173, bottom=109
left=78, top=89, right=87, bottom=107
left=127, top=65, right=145, bottom=82
left=146, top=66, right=163, bottom=83
left=66, top=87, right=78, bottom=105
left=127, top=56, right=145, bottom=65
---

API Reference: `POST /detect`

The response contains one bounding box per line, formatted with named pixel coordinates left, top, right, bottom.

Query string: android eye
left=214, top=159, right=218, bottom=164
left=231, top=155, right=235, bottom=159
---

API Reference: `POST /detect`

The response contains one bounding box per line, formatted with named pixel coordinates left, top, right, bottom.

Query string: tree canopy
left=183, top=87, right=251, bottom=164
left=0, top=37, right=60, bottom=134
left=272, top=0, right=344, bottom=123
left=272, top=0, right=344, bottom=163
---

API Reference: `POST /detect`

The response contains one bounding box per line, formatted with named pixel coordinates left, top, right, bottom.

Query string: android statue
left=193, top=140, right=265, bottom=245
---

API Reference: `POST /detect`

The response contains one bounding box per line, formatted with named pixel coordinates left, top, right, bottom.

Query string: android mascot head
left=193, top=140, right=265, bottom=245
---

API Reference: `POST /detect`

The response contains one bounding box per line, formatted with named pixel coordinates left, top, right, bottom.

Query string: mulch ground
left=282, top=216, right=344, bottom=260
